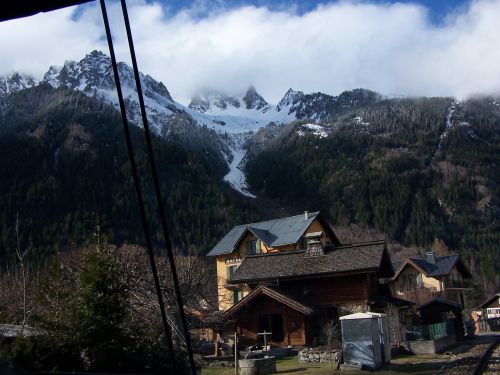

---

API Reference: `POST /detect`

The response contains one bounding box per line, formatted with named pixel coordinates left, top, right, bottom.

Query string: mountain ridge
left=0, top=53, right=499, bottom=294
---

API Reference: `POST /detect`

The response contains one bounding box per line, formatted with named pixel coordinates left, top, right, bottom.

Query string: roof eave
left=393, top=259, right=429, bottom=280
left=228, top=266, right=379, bottom=285
left=223, top=286, right=313, bottom=318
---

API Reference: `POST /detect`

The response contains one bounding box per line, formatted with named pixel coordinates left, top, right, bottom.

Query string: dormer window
left=246, top=239, right=261, bottom=255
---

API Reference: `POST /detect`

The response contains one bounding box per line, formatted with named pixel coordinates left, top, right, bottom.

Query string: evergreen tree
left=70, top=229, right=130, bottom=372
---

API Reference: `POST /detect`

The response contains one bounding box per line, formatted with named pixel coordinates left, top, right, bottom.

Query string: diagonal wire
left=118, top=0, right=197, bottom=373
left=99, top=0, right=178, bottom=371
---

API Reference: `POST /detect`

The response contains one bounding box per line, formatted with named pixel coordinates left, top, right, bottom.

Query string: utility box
left=339, top=312, right=391, bottom=369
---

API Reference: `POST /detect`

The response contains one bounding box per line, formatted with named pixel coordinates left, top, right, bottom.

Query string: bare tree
left=322, top=320, right=340, bottom=368
left=14, top=213, right=32, bottom=334
left=385, top=303, right=402, bottom=347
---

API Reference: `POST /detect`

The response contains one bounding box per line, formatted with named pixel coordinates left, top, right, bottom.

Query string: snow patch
left=222, top=134, right=256, bottom=198
left=297, top=123, right=328, bottom=138
left=353, top=116, right=370, bottom=126
left=432, top=102, right=458, bottom=167
left=440, top=104, right=456, bottom=140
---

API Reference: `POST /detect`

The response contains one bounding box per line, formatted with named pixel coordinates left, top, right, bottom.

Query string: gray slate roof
left=392, top=260, right=403, bottom=272
left=229, top=240, right=386, bottom=283
left=207, top=212, right=321, bottom=256
left=403, top=255, right=459, bottom=277
left=477, top=292, right=500, bottom=309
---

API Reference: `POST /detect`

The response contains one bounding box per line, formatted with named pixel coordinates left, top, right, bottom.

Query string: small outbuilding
left=477, top=292, right=500, bottom=331
left=416, top=298, right=464, bottom=338
left=339, top=312, right=391, bottom=369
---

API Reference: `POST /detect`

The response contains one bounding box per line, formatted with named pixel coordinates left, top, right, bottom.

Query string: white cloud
left=0, top=0, right=499, bottom=104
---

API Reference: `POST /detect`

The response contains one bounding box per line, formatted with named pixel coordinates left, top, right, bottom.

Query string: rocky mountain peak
left=276, top=88, right=304, bottom=112
left=188, top=90, right=241, bottom=113
left=0, top=72, right=37, bottom=97
left=188, top=94, right=210, bottom=113
left=243, top=85, right=269, bottom=111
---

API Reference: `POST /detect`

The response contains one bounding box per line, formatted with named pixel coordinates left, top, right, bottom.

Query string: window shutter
left=256, top=239, right=261, bottom=254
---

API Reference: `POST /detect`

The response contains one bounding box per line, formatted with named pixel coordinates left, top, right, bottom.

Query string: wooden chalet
left=477, top=292, right=500, bottom=318
left=391, top=252, right=471, bottom=306
left=476, top=292, right=500, bottom=331
left=207, top=211, right=398, bottom=347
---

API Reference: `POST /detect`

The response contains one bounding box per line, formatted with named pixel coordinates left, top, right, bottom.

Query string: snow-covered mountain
left=185, top=86, right=298, bottom=133
left=0, top=50, right=381, bottom=198
left=0, top=50, right=380, bottom=135
left=42, top=50, right=183, bottom=135
left=0, top=73, right=37, bottom=97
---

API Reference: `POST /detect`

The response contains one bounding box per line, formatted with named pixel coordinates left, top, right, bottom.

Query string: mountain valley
left=0, top=50, right=499, bottom=295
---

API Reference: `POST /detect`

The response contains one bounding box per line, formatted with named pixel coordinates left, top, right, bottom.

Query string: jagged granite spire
left=243, top=85, right=269, bottom=110
left=276, top=88, right=304, bottom=112
left=0, top=72, right=37, bottom=97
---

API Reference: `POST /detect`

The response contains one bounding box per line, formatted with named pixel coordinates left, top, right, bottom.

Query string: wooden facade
left=391, top=253, right=471, bottom=306
left=208, top=212, right=397, bottom=348
left=235, top=296, right=308, bottom=346
left=214, top=213, right=339, bottom=311
left=223, top=261, right=395, bottom=348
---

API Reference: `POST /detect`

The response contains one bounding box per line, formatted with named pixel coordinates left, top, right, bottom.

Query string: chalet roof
left=207, top=211, right=331, bottom=256
left=224, top=285, right=314, bottom=318
left=369, top=294, right=415, bottom=308
left=477, top=292, right=500, bottom=309
left=416, top=297, right=463, bottom=311
left=229, top=240, right=387, bottom=284
left=393, top=254, right=470, bottom=279
left=392, top=260, right=403, bottom=273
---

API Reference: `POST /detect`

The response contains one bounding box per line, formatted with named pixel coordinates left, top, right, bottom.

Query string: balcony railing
left=406, top=321, right=454, bottom=341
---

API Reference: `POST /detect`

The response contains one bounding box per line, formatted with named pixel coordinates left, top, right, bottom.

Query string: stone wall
left=201, top=355, right=235, bottom=367
left=406, top=334, right=456, bottom=355
left=298, top=348, right=342, bottom=364
left=238, top=356, right=276, bottom=375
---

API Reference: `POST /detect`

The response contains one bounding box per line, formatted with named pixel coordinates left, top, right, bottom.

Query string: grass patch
left=201, top=354, right=447, bottom=375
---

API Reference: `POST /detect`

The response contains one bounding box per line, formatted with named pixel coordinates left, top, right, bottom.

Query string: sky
left=0, top=0, right=499, bottom=104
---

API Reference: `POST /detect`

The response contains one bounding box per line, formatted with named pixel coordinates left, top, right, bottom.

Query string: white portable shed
left=339, top=312, right=391, bottom=369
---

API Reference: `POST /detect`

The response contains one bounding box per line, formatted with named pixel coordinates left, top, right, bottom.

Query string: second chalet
left=207, top=211, right=400, bottom=347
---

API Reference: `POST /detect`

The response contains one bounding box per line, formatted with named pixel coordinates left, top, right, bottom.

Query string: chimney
left=304, top=210, right=309, bottom=220
left=426, top=251, right=436, bottom=264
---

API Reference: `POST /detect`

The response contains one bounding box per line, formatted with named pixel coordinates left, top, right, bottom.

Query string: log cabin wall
left=235, top=295, right=307, bottom=347
left=279, top=273, right=374, bottom=308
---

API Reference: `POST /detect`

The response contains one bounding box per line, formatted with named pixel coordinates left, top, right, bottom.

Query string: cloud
left=0, top=0, right=499, bottom=104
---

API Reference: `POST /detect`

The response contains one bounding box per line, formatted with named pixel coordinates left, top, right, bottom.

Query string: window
left=416, top=273, right=423, bottom=288
left=487, top=308, right=500, bottom=318
left=298, top=236, right=307, bottom=250
left=232, top=290, right=243, bottom=304
left=227, top=265, right=238, bottom=279
left=246, top=239, right=261, bottom=255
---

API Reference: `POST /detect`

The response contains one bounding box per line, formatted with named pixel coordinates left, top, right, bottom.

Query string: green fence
left=406, top=321, right=454, bottom=341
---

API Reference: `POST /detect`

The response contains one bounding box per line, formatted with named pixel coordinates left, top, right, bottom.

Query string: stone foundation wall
left=407, top=334, right=456, bottom=355
left=298, top=349, right=342, bottom=363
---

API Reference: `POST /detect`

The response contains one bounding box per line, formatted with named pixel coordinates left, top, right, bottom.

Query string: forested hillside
left=246, top=96, right=500, bottom=292
left=1, top=83, right=498, bottom=295
left=0, top=84, right=257, bottom=265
